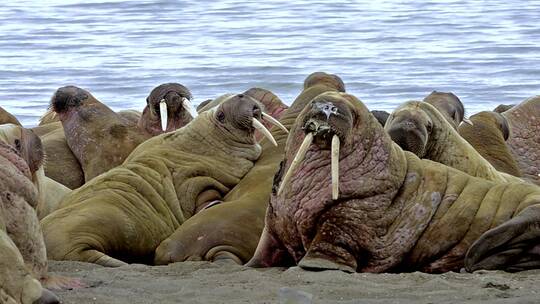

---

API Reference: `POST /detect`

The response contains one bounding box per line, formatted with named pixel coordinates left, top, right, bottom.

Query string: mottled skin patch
left=248, top=92, right=540, bottom=273
left=502, top=96, right=540, bottom=185
left=385, top=101, right=521, bottom=183
left=423, top=91, right=464, bottom=129
left=154, top=72, right=345, bottom=265
left=457, top=111, right=522, bottom=177
left=42, top=95, right=263, bottom=267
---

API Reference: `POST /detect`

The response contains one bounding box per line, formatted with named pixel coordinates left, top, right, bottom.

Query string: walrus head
left=303, top=72, right=346, bottom=92
left=211, top=93, right=284, bottom=147
left=0, top=124, right=44, bottom=177
left=423, top=91, right=465, bottom=128
left=141, top=83, right=195, bottom=135
left=384, top=101, right=454, bottom=158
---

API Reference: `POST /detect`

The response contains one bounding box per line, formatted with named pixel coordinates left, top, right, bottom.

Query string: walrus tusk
left=160, top=99, right=168, bottom=131
left=331, top=134, right=340, bottom=200
left=262, top=112, right=288, bottom=134
left=253, top=118, right=278, bottom=147
left=183, top=97, right=198, bottom=118
left=463, top=117, right=474, bottom=126
left=277, top=132, right=314, bottom=196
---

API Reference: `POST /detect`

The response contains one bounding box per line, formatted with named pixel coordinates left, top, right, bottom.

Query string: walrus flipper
left=245, top=227, right=294, bottom=268
left=465, top=204, right=540, bottom=272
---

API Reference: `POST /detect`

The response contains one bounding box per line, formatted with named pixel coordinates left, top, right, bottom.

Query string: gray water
left=1, top=0, right=539, bottom=126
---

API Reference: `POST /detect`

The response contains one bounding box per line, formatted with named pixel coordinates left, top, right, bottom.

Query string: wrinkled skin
left=0, top=142, right=72, bottom=303
left=370, top=110, right=390, bottom=127
left=248, top=92, right=540, bottom=273
left=423, top=91, right=464, bottom=129
left=0, top=106, right=21, bottom=126
left=385, top=101, right=521, bottom=183
left=0, top=124, right=71, bottom=219
left=42, top=94, right=263, bottom=267
left=154, top=72, right=346, bottom=265
left=502, top=96, right=540, bottom=185
left=137, top=83, right=194, bottom=136
left=31, top=122, right=84, bottom=190
left=457, top=111, right=522, bottom=177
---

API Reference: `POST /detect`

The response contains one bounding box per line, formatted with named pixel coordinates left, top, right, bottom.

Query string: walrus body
left=423, top=91, right=465, bottom=128
left=457, top=111, right=522, bottom=177
left=385, top=101, right=521, bottom=183
left=248, top=92, right=540, bottom=274
left=502, top=96, right=540, bottom=185
left=42, top=94, right=265, bottom=267
left=31, top=122, right=84, bottom=190
left=154, top=73, right=346, bottom=264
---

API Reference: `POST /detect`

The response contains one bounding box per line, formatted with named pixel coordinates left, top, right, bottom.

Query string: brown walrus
left=502, top=96, right=540, bottom=185
left=493, top=104, right=514, bottom=113
left=0, top=106, right=21, bottom=126
left=41, top=93, right=281, bottom=267
left=0, top=124, right=71, bottom=219
left=247, top=91, right=540, bottom=273
left=50, top=84, right=194, bottom=183
left=457, top=111, right=522, bottom=177
left=384, top=101, right=521, bottom=183
left=154, top=72, right=345, bottom=265
left=423, top=91, right=466, bottom=129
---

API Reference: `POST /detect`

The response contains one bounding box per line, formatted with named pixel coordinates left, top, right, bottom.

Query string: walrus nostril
left=238, top=94, right=244, bottom=98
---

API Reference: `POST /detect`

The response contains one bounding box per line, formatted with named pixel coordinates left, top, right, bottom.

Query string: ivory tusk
left=463, top=117, right=474, bottom=126
left=252, top=118, right=278, bottom=147
left=183, top=97, right=198, bottom=118
left=159, top=99, right=168, bottom=131
left=331, top=134, right=340, bottom=200
left=277, top=132, right=314, bottom=196
left=262, top=112, right=288, bottom=134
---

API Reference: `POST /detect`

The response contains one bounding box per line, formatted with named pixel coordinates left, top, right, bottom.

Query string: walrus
left=493, top=104, right=514, bottom=113
left=247, top=91, right=540, bottom=273
left=502, top=96, right=540, bottom=185
left=384, top=101, right=521, bottom=183
left=50, top=84, right=194, bottom=183
left=41, top=93, right=281, bottom=267
left=423, top=91, right=466, bottom=128
left=0, top=140, right=81, bottom=298
left=0, top=106, right=21, bottom=126
left=154, top=72, right=346, bottom=265
left=0, top=124, right=71, bottom=218
left=370, top=110, right=390, bottom=126
left=457, top=111, right=522, bottom=177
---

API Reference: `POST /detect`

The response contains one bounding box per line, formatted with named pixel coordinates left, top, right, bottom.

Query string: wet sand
left=49, top=261, right=540, bottom=304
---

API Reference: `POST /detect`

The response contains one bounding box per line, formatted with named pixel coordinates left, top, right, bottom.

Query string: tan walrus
left=41, top=93, right=282, bottom=267
left=384, top=101, right=522, bottom=183
left=247, top=91, right=540, bottom=273
left=502, top=96, right=540, bottom=185
left=154, top=72, right=345, bottom=264
left=457, top=111, right=522, bottom=177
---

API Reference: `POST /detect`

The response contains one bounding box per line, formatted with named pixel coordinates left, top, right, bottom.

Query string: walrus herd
left=0, top=73, right=539, bottom=303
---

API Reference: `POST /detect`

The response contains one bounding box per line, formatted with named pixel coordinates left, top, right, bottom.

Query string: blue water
left=1, top=0, right=539, bottom=126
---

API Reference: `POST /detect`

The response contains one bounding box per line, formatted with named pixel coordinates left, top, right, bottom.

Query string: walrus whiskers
left=331, top=134, right=340, bottom=200
left=262, top=112, right=288, bottom=134
left=159, top=99, right=168, bottom=131
left=252, top=118, right=278, bottom=147
left=277, top=132, right=314, bottom=196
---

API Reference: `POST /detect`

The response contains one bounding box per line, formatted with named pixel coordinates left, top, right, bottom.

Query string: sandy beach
left=49, top=261, right=540, bottom=304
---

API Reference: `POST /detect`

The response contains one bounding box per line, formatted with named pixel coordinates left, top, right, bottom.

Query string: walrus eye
left=217, top=111, right=225, bottom=122
left=426, top=122, right=433, bottom=133
left=14, top=139, right=21, bottom=151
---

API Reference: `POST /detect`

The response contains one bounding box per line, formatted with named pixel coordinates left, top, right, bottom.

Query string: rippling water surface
left=1, top=0, right=539, bottom=126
